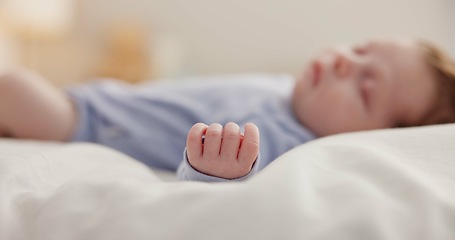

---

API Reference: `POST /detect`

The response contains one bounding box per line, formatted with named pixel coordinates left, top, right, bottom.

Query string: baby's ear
left=417, top=103, right=455, bottom=127
left=393, top=122, right=407, bottom=128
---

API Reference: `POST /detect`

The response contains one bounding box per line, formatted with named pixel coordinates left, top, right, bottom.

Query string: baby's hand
left=186, top=122, right=260, bottom=179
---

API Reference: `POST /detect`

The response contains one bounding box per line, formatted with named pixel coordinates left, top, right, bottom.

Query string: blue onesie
left=67, top=74, right=315, bottom=181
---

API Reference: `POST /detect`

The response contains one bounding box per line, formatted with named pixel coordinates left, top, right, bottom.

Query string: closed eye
left=359, top=70, right=375, bottom=109
left=360, top=83, right=370, bottom=109
left=353, top=44, right=368, bottom=55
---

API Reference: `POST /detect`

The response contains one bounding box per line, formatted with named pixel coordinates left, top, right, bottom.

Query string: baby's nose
left=334, top=53, right=353, bottom=79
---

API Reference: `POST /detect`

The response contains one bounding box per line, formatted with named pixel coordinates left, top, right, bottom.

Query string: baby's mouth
left=311, top=60, right=322, bottom=87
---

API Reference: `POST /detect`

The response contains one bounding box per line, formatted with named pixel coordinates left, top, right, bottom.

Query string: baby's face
left=292, top=38, right=438, bottom=137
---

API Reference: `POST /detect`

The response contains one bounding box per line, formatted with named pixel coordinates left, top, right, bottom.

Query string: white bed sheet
left=1, top=124, right=455, bottom=240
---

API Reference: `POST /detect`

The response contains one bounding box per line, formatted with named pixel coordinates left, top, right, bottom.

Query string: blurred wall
left=78, top=0, right=454, bottom=75
left=1, top=0, right=454, bottom=84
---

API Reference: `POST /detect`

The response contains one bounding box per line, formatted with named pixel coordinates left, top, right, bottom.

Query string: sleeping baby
left=0, top=38, right=454, bottom=182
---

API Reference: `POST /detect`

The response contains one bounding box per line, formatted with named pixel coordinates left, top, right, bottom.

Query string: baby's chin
left=294, top=72, right=310, bottom=88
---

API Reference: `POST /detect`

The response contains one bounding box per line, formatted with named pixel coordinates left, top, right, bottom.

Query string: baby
left=0, top=38, right=454, bottom=182
left=181, top=38, right=455, bottom=181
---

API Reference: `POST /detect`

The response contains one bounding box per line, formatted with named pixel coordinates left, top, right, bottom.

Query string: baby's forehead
left=370, top=39, right=425, bottom=71
left=364, top=39, right=423, bottom=61
left=363, top=37, right=416, bottom=50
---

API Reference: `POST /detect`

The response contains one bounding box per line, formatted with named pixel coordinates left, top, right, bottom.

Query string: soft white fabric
left=1, top=124, right=455, bottom=240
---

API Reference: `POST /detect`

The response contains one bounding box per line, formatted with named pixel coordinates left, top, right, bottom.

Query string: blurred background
left=0, top=0, right=453, bottom=86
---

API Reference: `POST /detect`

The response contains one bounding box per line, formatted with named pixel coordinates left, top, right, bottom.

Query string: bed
left=1, top=124, right=454, bottom=240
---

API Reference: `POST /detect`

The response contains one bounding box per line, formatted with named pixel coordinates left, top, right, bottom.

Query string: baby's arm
left=186, top=122, right=259, bottom=180
left=0, top=70, right=76, bottom=140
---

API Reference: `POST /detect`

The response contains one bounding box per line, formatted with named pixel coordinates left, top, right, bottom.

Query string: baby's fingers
left=203, top=123, right=223, bottom=160
left=220, top=122, right=241, bottom=161
left=186, top=123, right=208, bottom=162
left=238, top=123, right=259, bottom=169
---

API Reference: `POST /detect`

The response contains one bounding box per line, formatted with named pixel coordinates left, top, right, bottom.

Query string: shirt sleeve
left=177, top=148, right=260, bottom=182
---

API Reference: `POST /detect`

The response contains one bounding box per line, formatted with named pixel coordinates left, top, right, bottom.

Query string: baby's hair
left=417, top=40, right=455, bottom=125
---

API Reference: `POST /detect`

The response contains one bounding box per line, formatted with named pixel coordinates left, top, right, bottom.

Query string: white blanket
left=1, top=124, right=455, bottom=240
